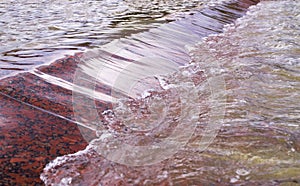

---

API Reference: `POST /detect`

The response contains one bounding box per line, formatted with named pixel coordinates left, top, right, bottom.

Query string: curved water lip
left=70, top=0, right=256, bottom=166
left=0, top=0, right=262, bottom=185
left=0, top=0, right=207, bottom=78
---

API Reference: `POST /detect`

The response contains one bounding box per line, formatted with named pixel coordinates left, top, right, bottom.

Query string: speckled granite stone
left=0, top=0, right=260, bottom=184
left=0, top=54, right=98, bottom=185
left=0, top=50, right=113, bottom=185
left=0, top=93, right=88, bottom=185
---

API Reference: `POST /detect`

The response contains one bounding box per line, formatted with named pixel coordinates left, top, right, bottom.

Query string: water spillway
left=2, top=0, right=300, bottom=185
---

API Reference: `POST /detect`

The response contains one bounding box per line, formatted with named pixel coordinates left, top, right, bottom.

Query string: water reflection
left=0, top=0, right=205, bottom=77
left=42, top=0, right=300, bottom=184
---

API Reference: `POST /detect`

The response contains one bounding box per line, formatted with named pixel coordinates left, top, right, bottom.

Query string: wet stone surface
left=2, top=0, right=285, bottom=185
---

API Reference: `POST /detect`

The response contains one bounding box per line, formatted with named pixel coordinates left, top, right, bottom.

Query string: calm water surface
left=0, top=0, right=205, bottom=77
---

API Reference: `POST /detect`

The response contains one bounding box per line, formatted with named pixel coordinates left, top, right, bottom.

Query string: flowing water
left=0, top=0, right=207, bottom=77
left=36, top=0, right=300, bottom=185
left=1, top=0, right=299, bottom=185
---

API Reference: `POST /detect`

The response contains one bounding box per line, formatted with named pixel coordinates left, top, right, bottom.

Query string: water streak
left=37, top=0, right=297, bottom=185
left=0, top=0, right=212, bottom=77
